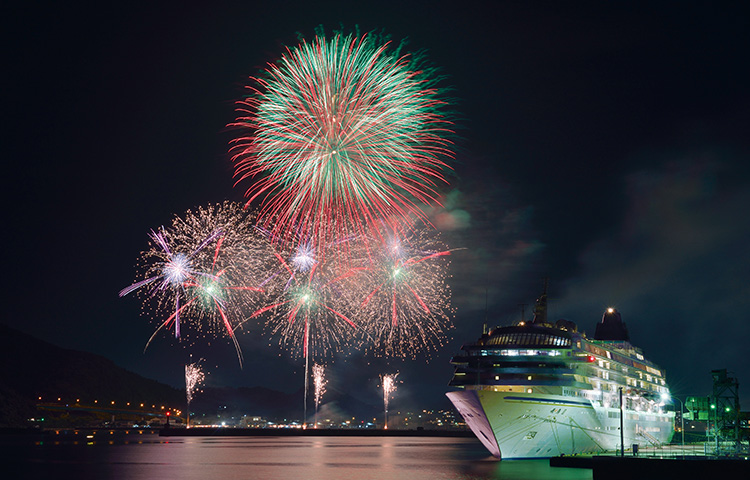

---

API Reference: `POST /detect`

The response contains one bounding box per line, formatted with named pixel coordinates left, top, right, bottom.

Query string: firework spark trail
left=185, top=362, right=206, bottom=428
left=312, top=363, right=326, bottom=428
left=381, top=373, right=399, bottom=429
left=121, top=202, right=271, bottom=366
left=230, top=32, right=454, bottom=244
left=246, top=231, right=371, bottom=426
left=359, top=226, right=455, bottom=358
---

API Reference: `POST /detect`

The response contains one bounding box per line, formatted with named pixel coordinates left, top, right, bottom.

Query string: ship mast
left=531, top=277, right=549, bottom=325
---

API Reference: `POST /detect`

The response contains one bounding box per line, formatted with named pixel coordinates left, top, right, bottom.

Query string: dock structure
left=551, top=442, right=750, bottom=478
left=552, top=455, right=749, bottom=479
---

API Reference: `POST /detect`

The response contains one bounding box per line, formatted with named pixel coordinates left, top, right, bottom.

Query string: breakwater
left=160, top=427, right=474, bottom=437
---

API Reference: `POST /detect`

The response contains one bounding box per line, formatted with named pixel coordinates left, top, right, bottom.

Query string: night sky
left=5, top=1, right=750, bottom=411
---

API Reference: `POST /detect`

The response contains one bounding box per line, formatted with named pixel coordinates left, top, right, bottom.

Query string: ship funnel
left=594, top=307, right=630, bottom=341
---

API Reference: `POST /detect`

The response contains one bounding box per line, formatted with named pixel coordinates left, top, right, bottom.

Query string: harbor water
left=2, top=430, right=592, bottom=480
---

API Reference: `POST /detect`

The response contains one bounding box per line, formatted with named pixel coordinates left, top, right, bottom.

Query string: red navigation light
left=587, top=356, right=595, bottom=362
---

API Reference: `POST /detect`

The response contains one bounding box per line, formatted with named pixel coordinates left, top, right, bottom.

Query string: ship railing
left=632, top=442, right=715, bottom=459
left=705, top=440, right=750, bottom=458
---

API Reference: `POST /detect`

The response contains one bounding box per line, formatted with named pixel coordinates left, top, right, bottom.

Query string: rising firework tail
left=185, top=361, right=206, bottom=406
left=381, top=372, right=399, bottom=429
left=312, top=363, right=327, bottom=428
left=184, top=360, right=206, bottom=428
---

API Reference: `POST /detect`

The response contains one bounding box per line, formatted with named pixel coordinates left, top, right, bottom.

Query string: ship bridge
left=449, top=324, right=584, bottom=391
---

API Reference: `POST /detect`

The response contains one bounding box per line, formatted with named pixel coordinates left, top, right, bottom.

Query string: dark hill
left=0, top=325, right=380, bottom=428
left=0, top=323, right=183, bottom=427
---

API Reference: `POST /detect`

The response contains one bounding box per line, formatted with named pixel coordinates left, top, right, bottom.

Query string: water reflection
left=3, top=433, right=592, bottom=480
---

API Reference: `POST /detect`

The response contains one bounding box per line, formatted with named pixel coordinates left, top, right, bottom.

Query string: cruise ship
left=446, top=284, right=675, bottom=459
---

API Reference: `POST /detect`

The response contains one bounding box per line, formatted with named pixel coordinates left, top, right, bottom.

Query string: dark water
left=1, top=431, right=592, bottom=480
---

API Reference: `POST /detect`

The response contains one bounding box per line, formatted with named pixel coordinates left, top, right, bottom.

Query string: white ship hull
left=447, top=390, right=674, bottom=459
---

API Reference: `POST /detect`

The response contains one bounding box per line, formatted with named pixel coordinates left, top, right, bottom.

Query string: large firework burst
left=359, top=225, right=455, bottom=358
left=120, top=201, right=270, bottom=366
left=230, top=31, right=454, bottom=244
left=250, top=233, right=369, bottom=360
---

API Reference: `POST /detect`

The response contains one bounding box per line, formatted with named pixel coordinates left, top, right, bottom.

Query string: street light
left=662, top=392, right=685, bottom=453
